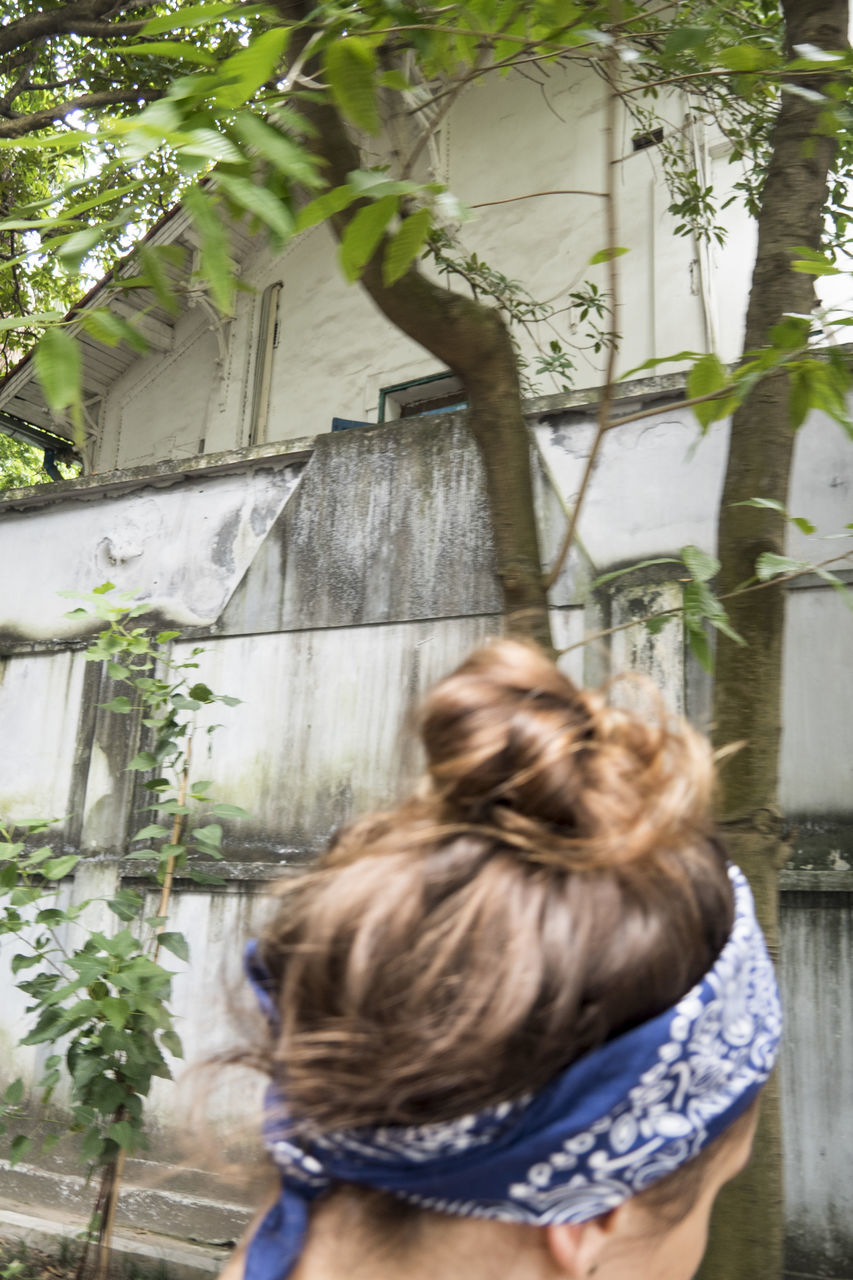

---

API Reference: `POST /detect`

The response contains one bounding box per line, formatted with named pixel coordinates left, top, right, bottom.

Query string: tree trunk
left=274, top=0, right=552, bottom=651
left=700, top=3, right=848, bottom=1277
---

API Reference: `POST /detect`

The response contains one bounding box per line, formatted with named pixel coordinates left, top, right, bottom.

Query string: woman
left=230, top=640, right=781, bottom=1280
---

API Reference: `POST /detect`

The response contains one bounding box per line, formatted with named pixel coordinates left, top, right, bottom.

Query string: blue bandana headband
left=243, top=864, right=781, bottom=1280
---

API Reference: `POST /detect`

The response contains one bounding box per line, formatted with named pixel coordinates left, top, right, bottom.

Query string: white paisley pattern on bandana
left=259, top=865, right=782, bottom=1228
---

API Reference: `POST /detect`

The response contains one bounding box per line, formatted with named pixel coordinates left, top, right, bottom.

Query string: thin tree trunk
left=275, top=1, right=552, bottom=651
left=701, top=3, right=847, bottom=1277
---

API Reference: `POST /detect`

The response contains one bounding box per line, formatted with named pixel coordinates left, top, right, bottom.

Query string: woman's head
left=258, top=640, right=733, bottom=1125
left=242, top=640, right=780, bottom=1280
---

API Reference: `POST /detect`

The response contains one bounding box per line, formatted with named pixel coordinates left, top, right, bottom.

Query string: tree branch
left=0, top=88, right=163, bottom=138
left=0, top=0, right=156, bottom=60
left=272, top=0, right=553, bottom=648
left=0, top=52, right=40, bottom=116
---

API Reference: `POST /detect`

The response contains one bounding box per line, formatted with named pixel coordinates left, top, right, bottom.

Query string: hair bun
left=420, top=639, right=713, bottom=865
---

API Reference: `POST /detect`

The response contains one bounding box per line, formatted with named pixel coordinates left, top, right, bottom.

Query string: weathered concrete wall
left=0, top=405, right=851, bottom=1275
left=781, top=892, right=853, bottom=1280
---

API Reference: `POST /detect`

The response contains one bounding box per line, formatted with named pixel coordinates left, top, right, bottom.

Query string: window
left=378, top=372, right=466, bottom=422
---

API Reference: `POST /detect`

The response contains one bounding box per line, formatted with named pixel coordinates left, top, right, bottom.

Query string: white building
left=0, top=64, right=850, bottom=1279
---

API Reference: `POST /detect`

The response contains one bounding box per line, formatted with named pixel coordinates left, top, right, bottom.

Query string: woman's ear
left=545, top=1211, right=619, bottom=1277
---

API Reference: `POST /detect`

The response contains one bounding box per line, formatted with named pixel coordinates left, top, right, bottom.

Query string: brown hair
left=254, top=639, right=734, bottom=1133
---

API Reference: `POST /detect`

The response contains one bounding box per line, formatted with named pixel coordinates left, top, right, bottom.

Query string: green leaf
left=182, top=187, right=235, bottom=315
left=211, top=802, right=249, bottom=819
left=80, top=1129, right=105, bottom=1162
left=686, top=353, right=731, bottom=430
left=295, top=185, right=358, bottom=233
left=141, top=1, right=236, bottom=35
left=664, top=25, right=711, bottom=54
left=379, top=69, right=413, bottom=91
left=325, top=37, right=380, bottom=134
left=770, top=315, right=812, bottom=351
left=192, top=823, right=222, bottom=847
left=157, top=932, right=189, bottom=962
left=0, top=131, right=89, bottom=153
left=348, top=171, right=423, bottom=199
left=23, top=846, right=56, bottom=867
left=133, top=824, right=170, bottom=841
left=686, top=622, right=713, bottom=673
left=232, top=113, right=322, bottom=188
left=3, top=1078, right=24, bottom=1106
left=109, top=1120, right=142, bottom=1153
left=791, top=516, right=817, bottom=534
left=718, top=45, right=777, bottom=72
left=41, top=855, right=80, bottom=880
left=156, top=630, right=181, bottom=643
left=339, top=195, right=398, bottom=283
left=128, top=751, right=158, bottom=771
left=99, top=997, right=131, bottom=1030
left=160, top=1028, right=184, bottom=1058
left=107, top=890, right=144, bottom=921
left=33, top=328, right=81, bottom=417
left=687, top=352, right=726, bottom=397
left=790, top=246, right=840, bottom=276
left=9, top=1135, right=32, bottom=1167
left=680, top=545, right=720, bottom=583
left=85, top=301, right=147, bottom=353
left=382, top=209, right=433, bottom=286
left=0, top=311, right=65, bottom=333
left=214, top=27, right=290, bottom=110
left=123, top=40, right=216, bottom=65
left=102, top=696, right=132, bottom=714
left=755, top=553, right=811, bottom=581
left=57, top=226, right=103, bottom=273
left=177, top=128, right=243, bottom=164
left=11, top=952, right=42, bottom=973
left=130, top=244, right=179, bottom=318
left=188, top=683, right=215, bottom=703
left=588, top=246, right=630, bottom=265
left=185, top=867, right=226, bottom=886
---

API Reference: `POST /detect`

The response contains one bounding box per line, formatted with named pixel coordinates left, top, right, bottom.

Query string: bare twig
left=401, top=61, right=476, bottom=179
left=471, top=188, right=606, bottom=207
left=617, top=65, right=836, bottom=97
left=558, top=552, right=853, bottom=655
left=606, top=386, right=730, bottom=429
left=544, top=39, right=622, bottom=592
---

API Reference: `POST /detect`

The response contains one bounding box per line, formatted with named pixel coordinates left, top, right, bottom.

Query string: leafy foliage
left=2, top=0, right=845, bottom=422
left=0, top=586, right=243, bottom=1177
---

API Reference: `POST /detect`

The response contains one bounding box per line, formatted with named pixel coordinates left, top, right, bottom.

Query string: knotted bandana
left=243, top=864, right=781, bottom=1280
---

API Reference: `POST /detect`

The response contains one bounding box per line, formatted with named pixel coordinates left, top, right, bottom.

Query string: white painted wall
left=79, top=63, right=750, bottom=467
left=0, top=651, right=87, bottom=821
left=0, top=463, right=302, bottom=641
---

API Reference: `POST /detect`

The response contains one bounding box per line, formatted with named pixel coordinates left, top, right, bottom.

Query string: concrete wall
left=0, top=404, right=851, bottom=1276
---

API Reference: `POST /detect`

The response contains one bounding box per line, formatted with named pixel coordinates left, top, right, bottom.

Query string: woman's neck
left=289, top=1197, right=554, bottom=1280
